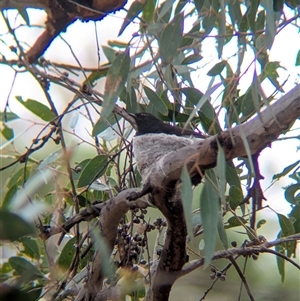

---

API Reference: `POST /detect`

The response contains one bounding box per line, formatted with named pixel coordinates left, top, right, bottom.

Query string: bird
left=129, top=112, right=208, bottom=138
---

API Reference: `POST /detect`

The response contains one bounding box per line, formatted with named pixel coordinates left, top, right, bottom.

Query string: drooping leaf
left=119, top=0, right=147, bottom=36
left=207, top=61, right=227, bottom=76
left=228, top=185, right=243, bottom=210
left=180, top=165, right=194, bottom=241
left=200, top=170, right=220, bottom=266
left=102, top=50, right=131, bottom=119
left=15, top=96, right=56, bottom=122
left=1, top=124, right=14, bottom=140
left=295, top=50, right=300, bottom=66
left=142, top=0, right=157, bottom=24
left=0, top=210, right=36, bottom=241
left=276, top=213, right=296, bottom=257
left=275, top=240, right=285, bottom=282
left=217, top=0, right=226, bottom=58
left=0, top=111, right=19, bottom=122
left=77, top=155, right=108, bottom=188
left=226, top=163, right=242, bottom=189
left=217, top=213, right=228, bottom=249
left=19, top=236, right=40, bottom=259
left=263, top=0, right=277, bottom=49
left=247, top=0, right=259, bottom=34
left=215, top=141, right=226, bottom=205
left=9, top=256, right=43, bottom=280
left=159, top=13, right=184, bottom=64
left=57, top=236, right=76, bottom=271
left=143, top=85, right=168, bottom=115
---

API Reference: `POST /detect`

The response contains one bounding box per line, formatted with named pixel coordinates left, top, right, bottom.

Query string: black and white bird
left=129, top=112, right=207, bottom=183
left=129, top=112, right=207, bottom=138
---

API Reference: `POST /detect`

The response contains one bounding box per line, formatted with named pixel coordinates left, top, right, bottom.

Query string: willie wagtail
left=129, top=112, right=207, bottom=138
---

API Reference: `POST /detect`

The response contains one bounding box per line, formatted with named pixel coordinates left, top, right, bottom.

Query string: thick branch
left=143, top=84, right=300, bottom=189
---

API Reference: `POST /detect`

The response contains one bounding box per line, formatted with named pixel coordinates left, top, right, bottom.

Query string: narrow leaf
left=0, top=210, right=36, bottom=241
left=143, top=86, right=168, bottom=115
left=272, top=160, right=300, bottom=180
left=9, top=256, right=43, bottom=279
left=77, top=155, right=108, bottom=188
left=119, top=0, right=147, bottom=36
left=200, top=170, right=220, bottom=266
left=180, top=165, right=194, bottom=241
left=207, top=61, right=227, bottom=76
left=58, top=236, right=76, bottom=271
left=142, top=0, right=157, bottom=24
left=102, top=50, right=131, bottom=119
left=15, top=96, right=56, bottom=122
left=159, top=13, right=184, bottom=64
left=217, top=213, right=228, bottom=249
left=215, top=141, right=226, bottom=205
left=295, top=50, right=300, bottom=66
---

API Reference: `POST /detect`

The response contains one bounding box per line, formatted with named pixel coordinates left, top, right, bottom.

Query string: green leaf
left=194, top=0, right=205, bottom=13
left=247, top=0, right=259, bottom=34
left=19, top=236, right=40, bottom=259
left=215, top=141, right=226, bottom=205
left=102, top=45, right=117, bottom=63
left=1, top=124, right=14, bottom=140
left=102, top=51, right=131, bottom=119
left=275, top=240, right=285, bottom=282
left=225, top=216, right=248, bottom=229
left=92, top=113, right=122, bottom=136
left=181, top=54, right=203, bottom=65
left=295, top=50, right=300, bottom=66
left=284, top=183, right=300, bottom=205
left=180, top=165, right=194, bottom=241
left=0, top=210, right=36, bottom=241
left=15, top=96, right=56, bottom=122
left=83, top=67, right=109, bottom=86
left=57, top=236, right=76, bottom=271
left=207, top=61, right=227, bottom=76
left=290, top=205, right=300, bottom=233
left=226, top=163, right=242, bottom=189
left=202, top=9, right=216, bottom=36
left=77, top=155, right=108, bottom=188
left=256, top=219, right=266, bottom=229
left=264, top=1, right=276, bottom=49
left=0, top=111, right=19, bottom=122
left=17, top=8, right=30, bottom=25
left=217, top=213, right=228, bottom=249
left=217, top=0, right=226, bottom=58
left=276, top=213, right=296, bottom=257
left=119, top=0, right=146, bottom=36
left=272, top=160, right=300, bottom=180
left=159, top=13, right=184, bottom=64
left=142, top=0, right=157, bottom=24
left=200, top=170, right=220, bottom=266
left=143, top=86, right=168, bottom=115
left=9, top=256, right=43, bottom=280
left=228, top=185, right=243, bottom=210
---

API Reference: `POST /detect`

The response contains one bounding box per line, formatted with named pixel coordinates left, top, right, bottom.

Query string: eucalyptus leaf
left=159, top=13, right=184, bottom=64
left=200, top=170, right=220, bottom=266
left=102, top=50, right=131, bottom=119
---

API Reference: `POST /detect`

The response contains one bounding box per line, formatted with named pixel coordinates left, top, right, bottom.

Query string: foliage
left=0, top=1, right=300, bottom=300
